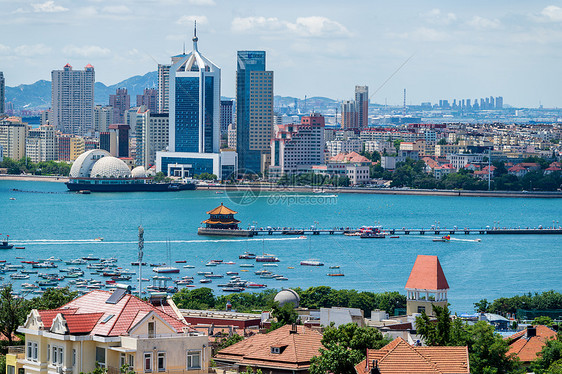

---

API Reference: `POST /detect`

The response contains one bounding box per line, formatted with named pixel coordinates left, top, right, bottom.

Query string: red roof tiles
left=506, top=325, right=557, bottom=362
left=405, top=255, right=449, bottom=291
left=63, top=313, right=104, bottom=334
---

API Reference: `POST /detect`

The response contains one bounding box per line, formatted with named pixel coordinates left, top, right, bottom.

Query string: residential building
left=364, top=140, right=394, bottom=154
left=84, top=138, right=99, bottom=152
left=326, top=139, right=362, bottom=157
left=0, top=117, right=28, bottom=160
left=435, top=144, right=464, bottom=157
left=236, top=50, right=274, bottom=174
left=57, top=135, right=85, bottom=162
left=355, top=337, right=469, bottom=374
left=169, top=27, right=220, bottom=154
left=136, top=88, right=157, bottom=113
left=157, top=64, right=171, bottom=113
left=270, top=113, right=325, bottom=176
left=51, top=63, right=95, bottom=136
left=135, top=108, right=169, bottom=168
left=109, top=88, right=130, bottom=124
left=326, top=152, right=371, bottom=185
left=215, top=324, right=323, bottom=374
left=25, top=124, right=58, bottom=162
left=341, top=100, right=357, bottom=130
left=355, top=85, right=369, bottom=129
left=227, top=123, right=236, bottom=149
left=320, top=307, right=365, bottom=327
left=94, top=105, right=113, bottom=133
left=381, top=150, right=419, bottom=170
left=506, top=325, right=557, bottom=366
left=447, top=153, right=484, bottom=170
left=40, top=109, right=54, bottom=126
left=0, top=71, right=4, bottom=115
left=220, top=100, right=233, bottom=135
left=7, top=288, right=210, bottom=374
left=405, top=255, right=449, bottom=316
left=108, top=124, right=130, bottom=158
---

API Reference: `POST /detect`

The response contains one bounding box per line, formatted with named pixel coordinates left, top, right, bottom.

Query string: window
left=144, top=353, right=153, bottom=372
left=128, top=354, right=135, bottom=368
left=27, top=342, right=38, bottom=362
left=73, top=349, right=76, bottom=367
left=120, top=354, right=126, bottom=368
left=95, top=347, right=106, bottom=368
left=7, top=365, right=14, bottom=374
left=157, top=353, right=166, bottom=372
left=148, top=322, right=155, bottom=338
left=47, top=344, right=51, bottom=361
left=187, top=350, right=201, bottom=370
left=52, top=346, right=64, bottom=366
left=417, top=306, right=426, bottom=314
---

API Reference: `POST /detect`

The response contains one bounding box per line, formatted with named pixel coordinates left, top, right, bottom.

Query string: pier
left=198, top=227, right=562, bottom=237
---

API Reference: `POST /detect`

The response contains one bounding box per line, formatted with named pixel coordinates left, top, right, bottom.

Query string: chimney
left=148, top=292, right=167, bottom=306
left=526, top=326, right=537, bottom=338
left=290, top=323, right=298, bottom=334
left=370, top=360, right=381, bottom=374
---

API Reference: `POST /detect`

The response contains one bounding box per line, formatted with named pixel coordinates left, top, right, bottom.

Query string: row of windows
left=143, top=351, right=201, bottom=372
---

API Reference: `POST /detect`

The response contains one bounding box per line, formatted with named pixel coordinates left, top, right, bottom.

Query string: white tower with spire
left=168, top=22, right=221, bottom=153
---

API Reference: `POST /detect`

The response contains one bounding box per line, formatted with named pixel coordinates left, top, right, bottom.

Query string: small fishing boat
left=256, top=254, right=279, bottom=262
left=239, top=263, right=254, bottom=268
left=199, top=278, right=212, bottom=283
left=15, top=247, right=25, bottom=249
left=175, top=260, right=187, bottom=263
left=82, top=254, right=99, bottom=261
left=226, top=271, right=239, bottom=275
left=246, top=283, right=267, bottom=288
left=327, top=273, right=345, bottom=277
left=300, top=260, right=324, bottom=266
left=433, top=235, right=451, bottom=242
left=204, top=274, right=224, bottom=278
left=222, top=286, right=245, bottom=292
left=263, top=263, right=278, bottom=267
left=183, top=264, right=195, bottom=268
left=390, top=236, right=400, bottom=239
left=205, top=262, right=218, bottom=266
left=239, top=252, right=256, bottom=259
left=329, top=265, right=340, bottom=269
left=197, top=271, right=213, bottom=275
left=223, top=261, right=235, bottom=265
left=298, top=235, right=307, bottom=239
left=94, top=237, right=104, bottom=241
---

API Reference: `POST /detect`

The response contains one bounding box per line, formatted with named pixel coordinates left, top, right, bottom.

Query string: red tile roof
left=355, top=337, right=469, bottom=374
left=506, top=325, right=557, bottom=362
left=206, top=203, right=237, bottom=215
left=405, top=255, right=449, bottom=291
left=41, top=290, right=188, bottom=337
left=215, top=325, right=323, bottom=370
left=63, top=313, right=104, bottom=334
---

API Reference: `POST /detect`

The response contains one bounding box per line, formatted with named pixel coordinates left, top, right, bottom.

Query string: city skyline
left=1, top=1, right=562, bottom=107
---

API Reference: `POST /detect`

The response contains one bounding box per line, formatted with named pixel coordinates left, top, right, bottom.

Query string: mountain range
left=5, top=71, right=339, bottom=112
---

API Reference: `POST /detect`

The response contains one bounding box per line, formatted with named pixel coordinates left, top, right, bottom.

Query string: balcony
left=7, top=346, right=25, bottom=355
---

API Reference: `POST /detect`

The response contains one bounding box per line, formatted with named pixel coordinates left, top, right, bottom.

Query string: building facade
left=57, top=135, right=85, bottom=162
left=220, top=100, right=233, bottom=135
left=0, top=117, right=28, bottom=160
left=51, top=63, right=95, bottom=136
left=109, top=88, right=130, bottom=124
left=135, top=108, right=169, bottom=168
left=355, top=85, right=369, bottom=129
left=136, top=88, right=158, bottom=113
left=108, top=124, right=130, bottom=158
left=236, top=51, right=274, bottom=174
left=94, top=105, right=112, bottom=133
left=0, top=71, right=4, bottom=115
left=25, top=124, right=58, bottom=163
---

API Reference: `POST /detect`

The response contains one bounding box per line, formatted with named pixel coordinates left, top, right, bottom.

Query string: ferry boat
left=300, top=260, right=324, bottom=266
left=358, top=226, right=385, bottom=239
left=256, top=254, right=279, bottom=262
left=0, top=235, right=14, bottom=250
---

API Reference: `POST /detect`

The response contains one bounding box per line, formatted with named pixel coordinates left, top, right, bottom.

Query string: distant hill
left=5, top=71, right=158, bottom=110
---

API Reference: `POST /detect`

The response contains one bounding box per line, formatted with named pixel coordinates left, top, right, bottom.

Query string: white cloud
left=15, top=44, right=52, bottom=56
left=187, top=0, right=215, bottom=5
left=0, top=44, right=11, bottom=55
left=231, top=16, right=350, bottom=38
left=388, top=27, right=450, bottom=42
left=538, top=5, right=562, bottom=22
left=76, top=6, right=98, bottom=17
left=102, top=5, right=131, bottom=14
left=421, top=8, right=457, bottom=25
left=467, top=16, right=501, bottom=30
left=177, top=15, right=208, bottom=25
left=32, top=1, right=68, bottom=13
left=63, top=45, right=111, bottom=58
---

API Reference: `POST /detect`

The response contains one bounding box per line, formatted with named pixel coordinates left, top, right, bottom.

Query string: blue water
left=1, top=180, right=561, bottom=313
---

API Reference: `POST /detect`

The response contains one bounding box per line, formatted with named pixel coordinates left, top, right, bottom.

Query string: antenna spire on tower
left=192, top=20, right=199, bottom=51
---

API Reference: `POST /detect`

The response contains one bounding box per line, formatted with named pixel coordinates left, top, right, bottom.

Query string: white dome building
left=131, top=166, right=147, bottom=178
left=69, top=149, right=112, bottom=178
left=274, top=289, right=300, bottom=307
left=90, top=156, right=132, bottom=179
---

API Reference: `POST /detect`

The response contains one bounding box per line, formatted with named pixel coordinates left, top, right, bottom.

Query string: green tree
left=269, top=302, right=298, bottom=330
left=474, top=299, right=490, bottom=312
left=533, top=316, right=555, bottom=327
left=216, top=334, right=244, bottom=351
left=309, top=323, right=390, bottom=374
left=0, top=284, right=28, bottom=345
left=172, top=287, right=215, bottom=309
left=533, top=337, right=562, bottom=374
left=438, top=138, right=448, bottom=145
left=26, top=287, right=78, bottom=312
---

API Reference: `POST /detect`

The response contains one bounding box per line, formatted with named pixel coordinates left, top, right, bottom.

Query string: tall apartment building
left=40, top=109, right=54, bottom=126
left=168, top=28, right=220, bottom=154
left=236, top=51, right=274, bottom=174
left=135, top=108, right=169, bottom=168
left=270, top=113, right=325, bottom=175
left=137, top=88, right=158, bottom=113
left=108, top=124, right=130, bottom=158
left=227, top=123, right=237, bottom=149
left=0, top=72, right=4, bottom=115
left=0, top=117, right=28, bottom=160
left=51, top=63, right=95, bottom=136
left=94, top=105, right=113, bottom=133
left=220, top=100, right=233, bottom=134
left=25, top=124, right=57, bottom=162
left=341, top=100, right=357, bottom=130
left=355, top=86, right=369, bottom=129
left=109, top=88, right=130, bottom=123
left=158, top=54, right=187, bottom=114
left=57, top=134, right=84, bottom=161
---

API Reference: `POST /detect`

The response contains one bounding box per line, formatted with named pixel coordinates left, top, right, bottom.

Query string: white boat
left=152, top=266, right=180, bottom=274
left=183, top=265, right=195, bottom=268
left=239, top=264, right=254, bottom=267
left=300, top=259, right=324, bottom=266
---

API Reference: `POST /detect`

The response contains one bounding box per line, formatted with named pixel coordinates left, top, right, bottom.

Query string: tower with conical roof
left=168, top=22, right=220, bottom=154
left=405, top=255, right=449, bottom=316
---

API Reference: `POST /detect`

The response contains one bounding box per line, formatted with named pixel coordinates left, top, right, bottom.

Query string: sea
left=1, top=180, right=561, bottom=313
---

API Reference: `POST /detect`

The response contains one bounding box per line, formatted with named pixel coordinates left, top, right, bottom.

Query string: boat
left=205, top=262, right=218, bottom=266
left=77, top=190, right=91, bottom=194
left=329, top=265, right=340, bottom=269
left=390, top=236, right=400, bottom=239
left=239, top=264, right=254, bottom=268
left=263, top=263, right=278, bottom=267
left=287, top=266, right=294, bottom=269
left=215, top=191, right=224, bottom=194
left=246, top=283, right=267, bottom=288
left=298, top=235, right=307, bottom=239
left=300, top=260, right=324, bottom=266
left=327, top=273, right=345, bottom=277
left=183, top=265, right=195, bottom=268
left=0, top=235, right=14, bottom=250
left=222, top=287, right=245, bottom=292
left=152, top=266, right=180, bottom=274
left=359, top=226, right=385, bottom=239
left=239, top=252, right=256, bottom=259
left=433, top=235, right=451, bottom=242
left=197, top=271, right=213, bottom=275
left=204, top=274, right=224, bottom=278
left=131, top=262, right=147, bottom=266
left=256, top=254, right=279, bottom=262
left=82, top=255, right=99, bottom=261
left=94, top=237, right=104, bottom=241
left=223, top=261, right=236, bottom=265
left=10, top=274, right=30, bottom=279
left=9, top=197, right=16, bottom=200
left=199, top=279, right=212, bottom=283
left=175, top=260, right=187, bottom=263
left=15, top=247, right=25, bottom=249
left=226, top=271, right=239, bottom=275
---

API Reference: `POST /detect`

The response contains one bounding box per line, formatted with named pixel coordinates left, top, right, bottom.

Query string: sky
left=2, top=0, right=562, bottom=107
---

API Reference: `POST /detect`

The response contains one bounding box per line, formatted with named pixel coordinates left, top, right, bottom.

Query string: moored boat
left=300, top=259, right=324, bottom=266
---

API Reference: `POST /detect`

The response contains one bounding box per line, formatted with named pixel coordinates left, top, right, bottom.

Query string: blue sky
left=1, top=0, right=562, bottom=107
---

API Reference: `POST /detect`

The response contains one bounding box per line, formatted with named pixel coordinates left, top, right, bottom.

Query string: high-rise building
left=51, top=63, right=95, bottom=136
left=137, top=88, right=158, bottom=113
left=355, top=86, right=369, bottom=129
left=157, top=64, right=171, bottom=114
left=109, top=88, right=130, bottom=123
left=99, top=132, right=114, bottom=155
left=57, top=134, right=84, bottom=162
left=236, top=51, right=274, bottom=174
left=25, top=124, right=57, bottom=162
left=341, top=100, right=357, bottom=130
left=495, top=96, right=503, bottom=109
left=220, top=100, right=233, bottom=135
left=135, top=108, right=169, bottom=168
left=0, top=72, right=4, bottom=115
left=168, top=27, right=220, bottom=154
left=0, top=117, right=28, bottom=160
left=108, top=124, right=130, bottom=158
left=94, top=105, right=113, bottom=133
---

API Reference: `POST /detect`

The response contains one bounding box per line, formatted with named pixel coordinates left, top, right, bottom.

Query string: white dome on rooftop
left=69, top=149, right=111, bottom=178
left=131, top=166, right=147, bottom=178
left=90, top=157, right=131, bottom=179
left=274, top=289, right=300, bottom=308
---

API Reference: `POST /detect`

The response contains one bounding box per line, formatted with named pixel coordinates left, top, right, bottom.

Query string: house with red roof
left=405, top=255, right=450, bottom=316
left=506, top=325, right=558, bottom=366
left=355, top=337, right=469, bottom=374
left=8, top=288, right=209, bottom=374
left=214, top=324, right=323, bottom=374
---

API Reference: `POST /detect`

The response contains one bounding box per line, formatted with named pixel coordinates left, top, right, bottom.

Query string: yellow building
left=7, top=288, right=209, bottom=374
left=404, top=255, right=449, bottom=316
left=0, top=117, right=28, bottom=160
left=69, top=137, right=85, bottom=161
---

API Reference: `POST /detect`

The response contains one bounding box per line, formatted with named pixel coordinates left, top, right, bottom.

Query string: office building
left=109, top=88, right=130, bottom=123
left=355, top=85, right=369, bottom=128
left=25, top=124, right=58, bottom=162
left=94, top=105, right=113, bottom=133
left=0, top=72, right=4, bottom=115
left=220, top=100, right=233, bottom=134
left=137, top=88, right=158, bottom=113
left=236, top=51, right=274, bottom=174
left=108, top=124, right=130, bottom=158
left=51, top=63, right=95, bottom=136
left=135, top=108, right=169, bottom=168
left=0, top=117, right=28, bottom=160
left=269, top=113, right=325, bottom=176
left=158, top=53, right=188, bottom=114
left=227, top=123, right=236, bottom=149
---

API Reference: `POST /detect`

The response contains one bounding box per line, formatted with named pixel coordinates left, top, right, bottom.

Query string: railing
left=108, top=368, right=211, bottom=374
left=130, top=332, right=204, bottom=339
left=8, top=345, right=26, bottom=355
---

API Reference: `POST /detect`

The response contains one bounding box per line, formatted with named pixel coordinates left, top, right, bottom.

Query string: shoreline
left=1, top=175, right=561, bottom=197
